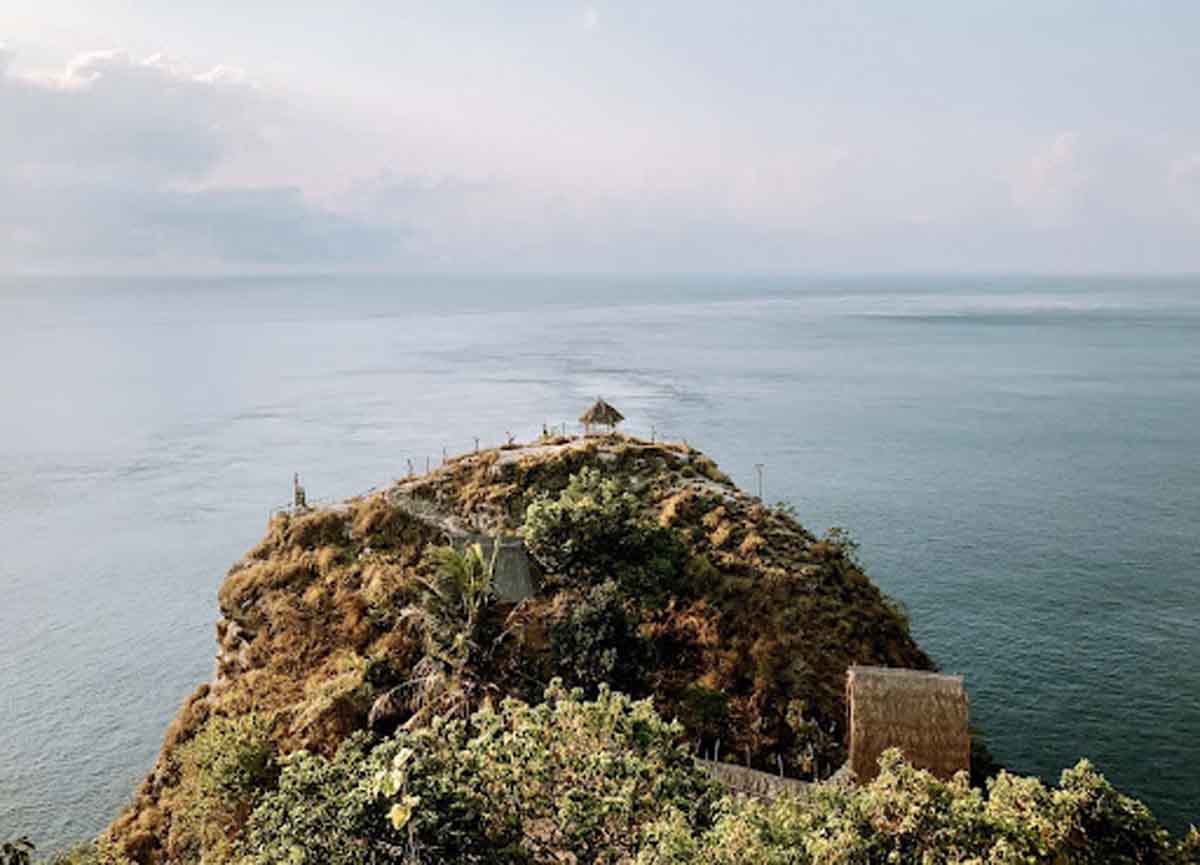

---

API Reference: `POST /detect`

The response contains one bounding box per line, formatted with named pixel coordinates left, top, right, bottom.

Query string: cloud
left=3, top=43, right=1198, bottom=274
left=1013, top=132, right=1085, bottom=227
left=0, top=49, right=397, bottom=272
left=1169, top=154, right=1200, bottom=222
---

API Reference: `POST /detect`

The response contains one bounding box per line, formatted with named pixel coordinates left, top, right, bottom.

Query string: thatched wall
left=846, top=666, right=970, bottom=782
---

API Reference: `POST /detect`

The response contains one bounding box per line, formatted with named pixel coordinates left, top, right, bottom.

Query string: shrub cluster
left=523, top=467, right=685, bottom=603
left=241, top=682, right=717, bottom=865
left=22, top=690, right=1199, bottom=865
left=641, top=750, right=1200, bottom=865
left=549, top=579, right=651, bottom=695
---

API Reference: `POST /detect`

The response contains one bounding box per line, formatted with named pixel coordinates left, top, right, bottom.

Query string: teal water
left=1, top=275, right=1198, bottom=846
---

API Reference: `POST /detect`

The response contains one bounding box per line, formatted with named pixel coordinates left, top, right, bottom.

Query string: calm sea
left=1, top=275, right=1198, bottom=847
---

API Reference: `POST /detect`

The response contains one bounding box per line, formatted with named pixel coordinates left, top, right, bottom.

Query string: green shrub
left=170, top=714, right=278, bottom=862
left=783, top=698, right=842, bottom=779
left=639, top=749, right=1198, bottom=865
left=241, top=683, right=718, bottom=865
left=677, top=685, right=729, bottom=743
left=238, top=732, right=476, bottom=865
left=550, top=579, right=651, bottom=695
left=523, top=468, right=685, bottom=603
left=381, top=682, right=718, bottom=865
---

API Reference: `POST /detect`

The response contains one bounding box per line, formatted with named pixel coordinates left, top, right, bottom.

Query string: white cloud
left=2, top=41, right=1198, bottom=274
left=1013, top=131, right=1085, bottom=227
left=1169, top=154, right=1200, bottom=222
left=0, top=49, right=395, bottom=271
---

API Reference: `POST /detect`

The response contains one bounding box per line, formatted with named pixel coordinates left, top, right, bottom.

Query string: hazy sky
left=3, top=2, right=1199, bottom=273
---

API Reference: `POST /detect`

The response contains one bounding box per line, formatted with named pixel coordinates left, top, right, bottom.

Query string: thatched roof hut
left=579, top=398, right=624, bottom=434
left=846, top=666, right=970, bottom=783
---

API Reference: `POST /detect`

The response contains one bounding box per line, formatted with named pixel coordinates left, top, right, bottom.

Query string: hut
left=845, top=666, right=970, bottom=783
left=579, top=398, right=624, bottom=435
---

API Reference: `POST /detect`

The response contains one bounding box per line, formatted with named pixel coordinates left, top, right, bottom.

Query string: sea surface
left=1, top=274, right=1198, bottom=847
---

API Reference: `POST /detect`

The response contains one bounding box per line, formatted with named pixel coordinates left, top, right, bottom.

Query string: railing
left=694, top=759, right=812, bottom=801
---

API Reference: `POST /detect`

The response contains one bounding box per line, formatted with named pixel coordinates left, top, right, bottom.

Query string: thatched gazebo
left=579, top=398, right=624, bottom=435
left=846, top=666, right=970, bottom=783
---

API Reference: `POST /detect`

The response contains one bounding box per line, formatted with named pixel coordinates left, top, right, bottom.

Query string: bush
left=168, top=714, right=278, bottom=862
left=524, top=468, right=685, bottom=603
left=240, top=683, right=718, bottom=865
left=239, top=732, right=461, bottom=865
left=382, top=682, right=718, bottom=865
left=550, top=579, right=651, bottom=695
left=638, top=749, right=1199, bottom=865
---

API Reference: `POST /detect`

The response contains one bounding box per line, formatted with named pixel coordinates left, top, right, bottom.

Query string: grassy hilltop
left=33, top=434, right=1196, bottom=864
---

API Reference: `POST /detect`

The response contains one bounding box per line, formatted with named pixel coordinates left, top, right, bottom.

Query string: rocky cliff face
left=103, top=434, right=931, bottom=863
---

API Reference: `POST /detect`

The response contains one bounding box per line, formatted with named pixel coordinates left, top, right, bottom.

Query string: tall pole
left=754, top=463, right=765, bottom=500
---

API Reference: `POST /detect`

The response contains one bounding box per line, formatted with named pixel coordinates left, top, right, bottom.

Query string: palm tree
left=400, top=540, right=499, bottom=725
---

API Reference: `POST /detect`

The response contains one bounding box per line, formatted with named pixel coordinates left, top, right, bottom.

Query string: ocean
left=1, top=274, right=1198, bottom=847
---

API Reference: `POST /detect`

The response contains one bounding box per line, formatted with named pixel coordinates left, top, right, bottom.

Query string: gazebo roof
left=579, top=398, right=624, bottom=426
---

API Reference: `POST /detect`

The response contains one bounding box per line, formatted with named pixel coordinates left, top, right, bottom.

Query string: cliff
left=102, top=433, right=931, bottom=862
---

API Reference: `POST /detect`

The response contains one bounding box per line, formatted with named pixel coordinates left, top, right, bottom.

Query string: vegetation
left=641, top=750, right=1200, bottom=865
left=399, top=542, right=499, bottom=724
left=156, top=713, right=279, bottom=862
left=2, top=839, right=34, bottom=865
left=184, top=684, right=716, bottom=865
left=62, top=433, right=1191, bottom=864
left=548, top=578, right=650, bottom=695
left=524, top=465, right=686, bottom=603
left=36, top=694, right=1198, bottom=865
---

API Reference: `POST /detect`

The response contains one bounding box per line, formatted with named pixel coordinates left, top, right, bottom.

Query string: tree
left=399, top=542, right=499, bottom=724
left=524, top=468, right=684, bottom=603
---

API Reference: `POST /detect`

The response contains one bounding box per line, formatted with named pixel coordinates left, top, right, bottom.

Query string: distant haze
left=2, top=2, right=1200, bottom=274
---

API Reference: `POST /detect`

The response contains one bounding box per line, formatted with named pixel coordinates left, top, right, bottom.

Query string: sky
left=2, top=1, right=1199, bottom=274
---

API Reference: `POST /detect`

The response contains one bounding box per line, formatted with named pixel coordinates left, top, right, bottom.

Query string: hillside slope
left=103, top=434, right=930, bottom=862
